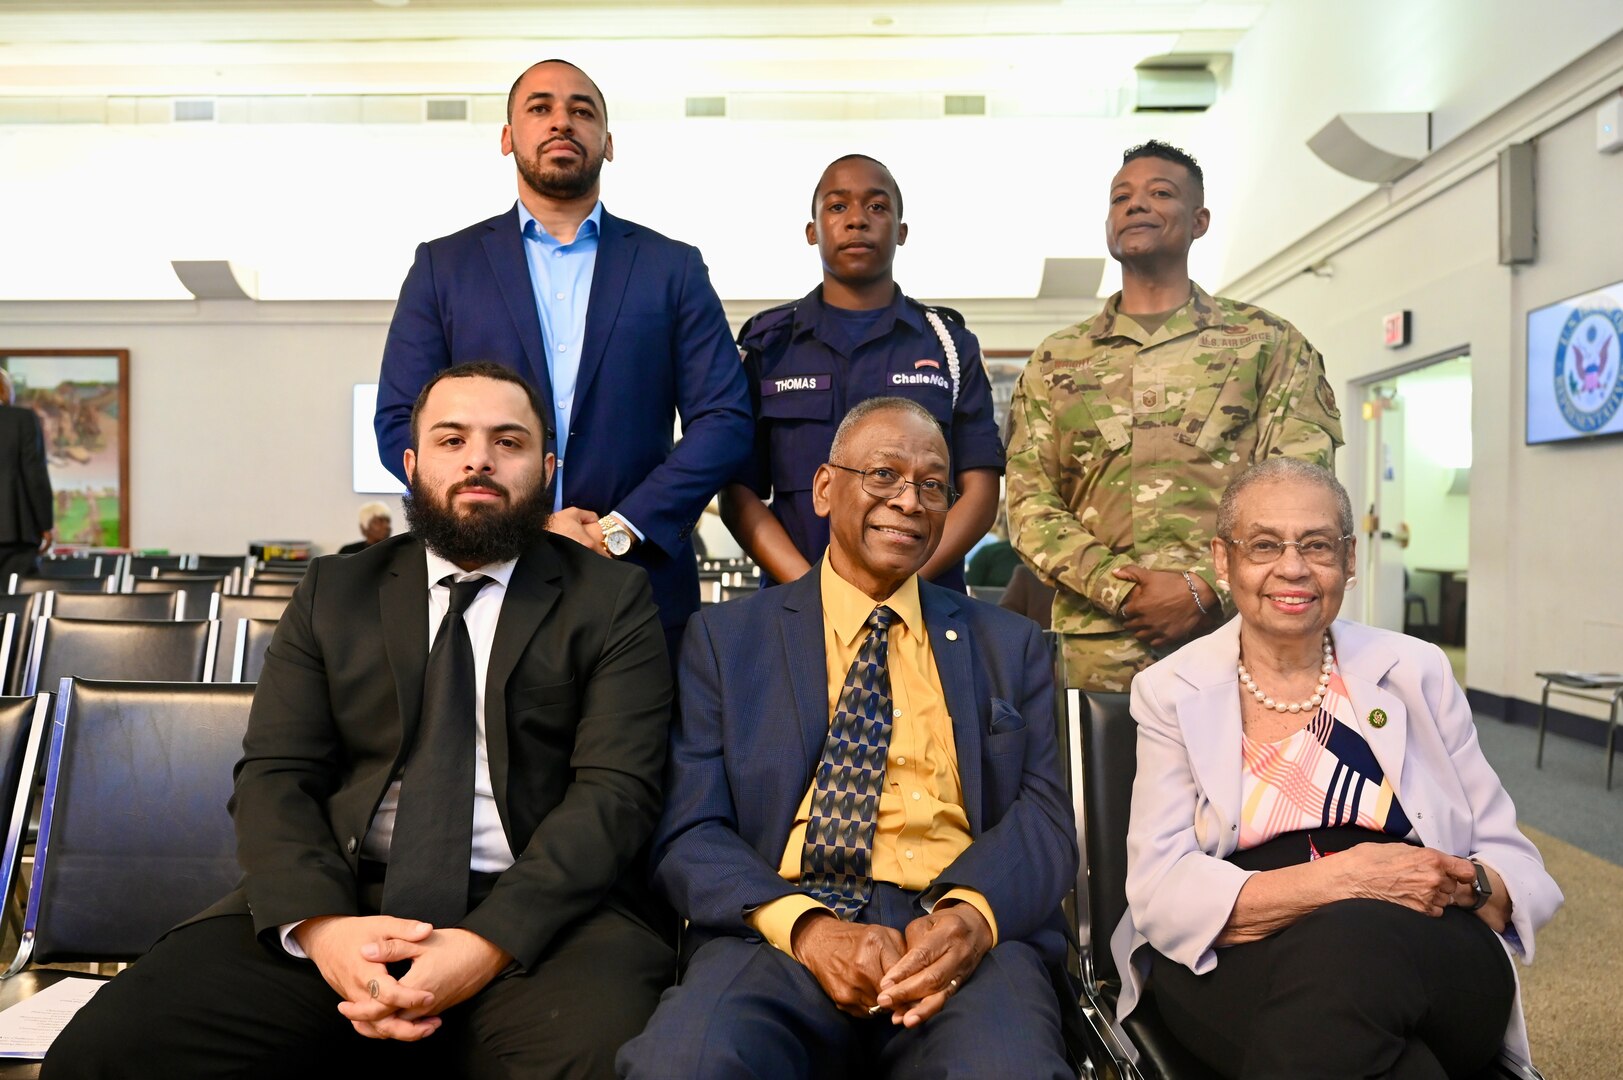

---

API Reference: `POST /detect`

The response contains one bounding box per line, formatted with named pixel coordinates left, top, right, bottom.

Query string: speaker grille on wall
left=1498, top=141, right=1536, bottom=266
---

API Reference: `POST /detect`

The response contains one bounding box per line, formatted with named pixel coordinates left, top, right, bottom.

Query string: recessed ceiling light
left=372, top=0, right=411, bottom=8
left=872, top=15, right=894, bottom=27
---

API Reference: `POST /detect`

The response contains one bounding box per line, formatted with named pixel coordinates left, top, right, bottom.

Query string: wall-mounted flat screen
left=1526, top=280, right=1623, bottom=444
left=353, top=384, right=407, bottom=494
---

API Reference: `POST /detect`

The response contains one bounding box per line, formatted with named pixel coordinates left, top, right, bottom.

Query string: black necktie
left=381, top=573, right=491, bottom=926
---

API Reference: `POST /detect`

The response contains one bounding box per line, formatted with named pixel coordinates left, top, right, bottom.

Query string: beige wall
left=1242, top=99, right=1623, bottom=716
left=0, top=300, right=400, bottom=555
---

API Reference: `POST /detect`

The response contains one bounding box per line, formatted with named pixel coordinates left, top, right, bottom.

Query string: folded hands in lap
left=294, top=915, right=512, bottom=1041
left=792, top=902, right=993, bottom=1029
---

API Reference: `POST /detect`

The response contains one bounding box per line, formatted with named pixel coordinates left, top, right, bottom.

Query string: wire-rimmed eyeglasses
left=826, top=464, right=958, bottom=512
left=1222, top=534, right=1353, bottom=566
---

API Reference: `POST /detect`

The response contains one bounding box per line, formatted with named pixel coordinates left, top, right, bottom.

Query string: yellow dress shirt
left=746, top=561, right=999, bottom=955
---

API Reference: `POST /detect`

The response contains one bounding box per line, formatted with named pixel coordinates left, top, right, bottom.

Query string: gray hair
left=1216, top=458, right=1354, bottom=538
left=357, top=501, right=391, bottom=528
left=828, top=396, right=946, bottom=464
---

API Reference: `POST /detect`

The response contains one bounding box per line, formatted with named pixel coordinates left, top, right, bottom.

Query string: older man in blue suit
left=375, top=59, right=751, bottom=648
left=619, top=397, right=1076, bottom=1079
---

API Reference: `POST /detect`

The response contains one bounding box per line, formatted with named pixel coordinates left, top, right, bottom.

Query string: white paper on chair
left=0, top=977, right=106, bottom=1059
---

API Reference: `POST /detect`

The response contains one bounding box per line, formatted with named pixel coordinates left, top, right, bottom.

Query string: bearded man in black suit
left=46, top=362, right=674, bottom=1079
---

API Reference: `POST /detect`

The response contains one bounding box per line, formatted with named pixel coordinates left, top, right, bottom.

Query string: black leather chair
left=212, top=596, right=287, bottom=682
left=1062, top=689, right=1545, bottom=1080
left=0, top=679, right=255, bottom=1051
left=30, top=556, right=105, bottom=580
left=230, top=618, right=278, bottom=683
left=246, top=578, right=298, bottom=598
left=192, top=554, right=250, bottom=575
left=23, top=618, right=217, bottom=696
left=11, top=575, right=110, bottom=595
left=0, top=695, right=53, bottom=941
left=43, top=590, right=183, bottom=622
left=0, top=604, right=35, bottom=695
left=124, top=555, right=186, bottom=580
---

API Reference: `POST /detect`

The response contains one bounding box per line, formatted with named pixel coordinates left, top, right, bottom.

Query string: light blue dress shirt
left=517, top=200, right=601, bottom=512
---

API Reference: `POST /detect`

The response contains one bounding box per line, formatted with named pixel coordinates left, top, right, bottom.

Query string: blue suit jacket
left=374, top=205, right=753, bottom=630
left=651, top=568, right=1078, bottom=965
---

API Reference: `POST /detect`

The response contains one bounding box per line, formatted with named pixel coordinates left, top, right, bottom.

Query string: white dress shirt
left=280, top=548, right=519, bottom=956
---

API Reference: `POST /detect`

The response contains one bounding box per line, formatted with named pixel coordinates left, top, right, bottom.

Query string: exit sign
left=1383, top=310, right=1411, bottom=348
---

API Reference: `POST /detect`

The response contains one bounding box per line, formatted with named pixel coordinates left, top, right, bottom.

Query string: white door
left=1363, top=384, right=1406, bottom=631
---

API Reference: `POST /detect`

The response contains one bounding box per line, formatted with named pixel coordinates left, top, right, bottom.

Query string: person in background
left=0, top=369, right=54, bottom=580
left=1115, top=458, right=1560, bottom=1077
left=374, top=59, right=751, bottom=655
left=1006, top=140, right=1342, bottom=693
left=338, top=501, right=392, bottom=555
left=721, top=155, right=1002, bottom=593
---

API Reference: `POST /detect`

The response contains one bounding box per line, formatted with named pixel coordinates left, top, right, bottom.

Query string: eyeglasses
left=1222, top=535, right=1353, bottom=566
left=827, top=464, right=958, bottom=512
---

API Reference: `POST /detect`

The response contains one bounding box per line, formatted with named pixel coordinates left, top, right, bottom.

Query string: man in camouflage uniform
left=1007, top=140, right=1343, bottom=692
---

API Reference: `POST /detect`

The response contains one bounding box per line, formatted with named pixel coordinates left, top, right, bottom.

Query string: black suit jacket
left=0, top=404, right=53, bottom=545
left=198, top=532, right=673, bottom=969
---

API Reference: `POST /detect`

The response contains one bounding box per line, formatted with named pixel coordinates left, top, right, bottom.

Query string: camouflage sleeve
left=1255, top=325, right=1344, bottom=467
left=1006, top=356, right=1138, bottom=615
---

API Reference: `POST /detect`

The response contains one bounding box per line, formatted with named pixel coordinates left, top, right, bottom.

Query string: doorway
left=1359, top=352, right=1472, bottom=670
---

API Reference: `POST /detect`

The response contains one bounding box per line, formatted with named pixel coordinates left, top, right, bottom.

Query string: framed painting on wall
left=0, top=349, right=130, bottom=548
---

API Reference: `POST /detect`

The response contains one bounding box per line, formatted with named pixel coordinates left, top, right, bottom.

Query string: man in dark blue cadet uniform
left=719, top=155, right=1002, bottom=592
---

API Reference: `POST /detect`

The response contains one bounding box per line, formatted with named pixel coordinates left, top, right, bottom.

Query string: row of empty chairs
left=22, top=553, right=308, bottom=598
left=0, top=679, right=255, bottom=1074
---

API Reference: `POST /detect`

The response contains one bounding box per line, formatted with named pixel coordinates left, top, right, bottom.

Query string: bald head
left=506, top=59, right=608, bottom=124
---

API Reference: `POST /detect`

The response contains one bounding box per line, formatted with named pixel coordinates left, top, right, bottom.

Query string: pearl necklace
left=1238, top=633, right=1334, bottom=714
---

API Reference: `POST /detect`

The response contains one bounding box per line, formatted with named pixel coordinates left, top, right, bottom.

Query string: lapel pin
left=945, top=629, right=958, bottom=641
left=1368, top=707, right=1388, bottom=729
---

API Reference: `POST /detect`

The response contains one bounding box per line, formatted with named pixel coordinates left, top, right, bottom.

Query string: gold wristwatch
left=600, top=515, right=634, bottom=558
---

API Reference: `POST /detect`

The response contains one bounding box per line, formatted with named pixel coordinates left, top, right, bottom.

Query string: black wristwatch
left=1468, top=859, right=1492, bottom=911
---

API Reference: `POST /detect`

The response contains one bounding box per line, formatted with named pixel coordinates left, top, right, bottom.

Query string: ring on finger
left=947, top=977, right=960, bottom=995
left=368, top=978, right=380, bottom=1000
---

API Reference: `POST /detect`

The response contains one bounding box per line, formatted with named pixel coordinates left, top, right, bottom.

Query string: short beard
left=403, top=472, right=551, bottom=568
left=516, top=139, right=605, bottom=201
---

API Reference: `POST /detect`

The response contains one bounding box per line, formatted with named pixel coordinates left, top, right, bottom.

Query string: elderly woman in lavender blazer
left=1112, top=459, right=1561, bottom=1079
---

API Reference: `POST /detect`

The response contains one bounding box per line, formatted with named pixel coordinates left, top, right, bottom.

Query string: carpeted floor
left=1514, top=825, right=1623, bottom=1079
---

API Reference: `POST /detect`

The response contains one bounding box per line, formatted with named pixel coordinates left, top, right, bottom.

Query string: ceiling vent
left=423, top=97, right=469, bottom=122
left=1132, top=67, right=1216, bottom=113
left=172, top=99, right=215, bottom=123
left=944, top=94, right=986, bottom=117
left=685, top=96, right=726, bottom=118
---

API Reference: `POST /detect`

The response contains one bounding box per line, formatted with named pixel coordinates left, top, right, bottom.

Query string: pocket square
left=989, top=698, right=1027, bottom=735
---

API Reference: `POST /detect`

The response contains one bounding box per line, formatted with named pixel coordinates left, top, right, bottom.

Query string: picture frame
left=983, top=349, right=1032, bottom=441
left=0, top=349, right=131, bottom=548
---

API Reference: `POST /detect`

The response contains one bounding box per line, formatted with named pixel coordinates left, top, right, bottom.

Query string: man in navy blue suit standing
left=376, top=59, right=751, bottom=648
left=618, top=398, right=1076, bottom=1079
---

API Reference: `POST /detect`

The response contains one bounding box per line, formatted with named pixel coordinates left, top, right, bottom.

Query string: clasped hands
left=293, top=915, right=512, bottom=1042
left=790, top=902, right=993, bottom=1029
left=1113, top=566, right=1220, bottom=649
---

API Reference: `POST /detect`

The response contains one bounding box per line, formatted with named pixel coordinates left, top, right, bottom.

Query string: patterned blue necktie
left=801, top=604, right=895, bottom=918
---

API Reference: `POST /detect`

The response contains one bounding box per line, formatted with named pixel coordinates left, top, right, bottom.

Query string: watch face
left=606, top=530, right=632, bottom=556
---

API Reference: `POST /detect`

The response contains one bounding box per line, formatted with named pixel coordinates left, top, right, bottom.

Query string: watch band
left=1467, top=859, right=1492, bottom=911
